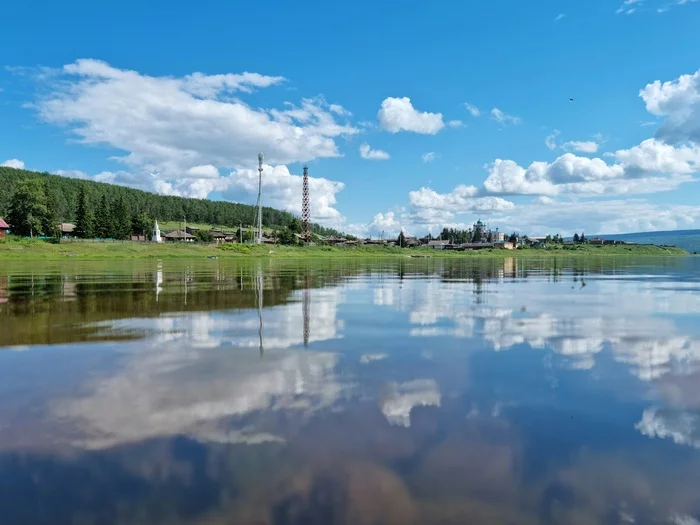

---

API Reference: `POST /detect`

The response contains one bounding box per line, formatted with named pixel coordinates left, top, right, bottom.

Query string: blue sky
left=2, top=0, right=700, bottom=236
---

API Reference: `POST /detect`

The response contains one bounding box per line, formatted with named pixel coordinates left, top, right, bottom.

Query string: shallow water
left=1, top=257, right=700, bottom=524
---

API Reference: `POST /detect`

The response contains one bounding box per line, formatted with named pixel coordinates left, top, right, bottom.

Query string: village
left=0, top=215, right=628, bottom=250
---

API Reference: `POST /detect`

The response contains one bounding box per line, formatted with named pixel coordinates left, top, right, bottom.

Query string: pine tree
left=573, top=233, right=580, bottom=243
left=95, top=194, right=112, bottom=238
left=397, top=230, right=406, bottom=248
left=110, top=195, right=132, bottom=240
left=75, top=186, right=95, bottom=238
left=43, top=182, right=60, bottom=238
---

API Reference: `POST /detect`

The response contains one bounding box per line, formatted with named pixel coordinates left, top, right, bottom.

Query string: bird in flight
left=570, top=98, right=574, bottom=102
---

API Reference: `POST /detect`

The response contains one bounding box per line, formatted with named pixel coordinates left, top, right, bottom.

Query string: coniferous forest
left=0, top=167, right=341, bottom=238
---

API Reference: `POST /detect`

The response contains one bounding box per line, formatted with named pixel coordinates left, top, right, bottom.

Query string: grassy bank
left=0, top=237, right=689, bottom=259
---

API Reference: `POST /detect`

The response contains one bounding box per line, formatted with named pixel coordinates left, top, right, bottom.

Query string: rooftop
left=0, top=218, right=9, bottom=229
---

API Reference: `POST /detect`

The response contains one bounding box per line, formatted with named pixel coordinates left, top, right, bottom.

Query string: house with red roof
left=0, top=218, right=9, bottom=239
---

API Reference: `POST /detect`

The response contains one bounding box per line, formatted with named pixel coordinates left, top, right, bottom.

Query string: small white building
left=152, top=220, right=163, bottom=243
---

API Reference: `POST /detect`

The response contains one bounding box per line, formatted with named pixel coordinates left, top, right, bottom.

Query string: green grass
left=0, top=236, right=689, bottom=259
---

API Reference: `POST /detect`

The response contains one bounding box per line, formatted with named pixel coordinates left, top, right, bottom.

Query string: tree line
left=0, top=167, right=342, bottom=238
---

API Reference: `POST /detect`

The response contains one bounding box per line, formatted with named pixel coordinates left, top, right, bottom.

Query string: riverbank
left=0, top=238, right=689, bottom=259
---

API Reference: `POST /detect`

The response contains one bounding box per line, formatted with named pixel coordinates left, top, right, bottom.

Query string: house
left=428, top=240, right=450, bottom=250
left=0, top=218, right=9, bottom=239
left=211, top=231, right=228, bottom=244
left=588, top=238, right=604, bottom=245
left=494, top=241, right=515, bottom=250
left=460, top=242, right=495, bottom=250
left=493, top=231, right=506, bottom=242
left=59, top=223, right=76, bottom=237
left=404, top=236, right=420, bottom=247
left=185, top=226, right=200, bottom=235
left=164, top=230, right=196, bottom=242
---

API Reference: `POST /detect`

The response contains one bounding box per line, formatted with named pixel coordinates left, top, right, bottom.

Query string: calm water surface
left=1, top=257, right=700, bottom=524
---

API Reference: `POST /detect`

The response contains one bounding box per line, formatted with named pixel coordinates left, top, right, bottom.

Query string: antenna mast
left=302, top=165, right=311, bottom=244
left=256, top=153, right=264, bottom=244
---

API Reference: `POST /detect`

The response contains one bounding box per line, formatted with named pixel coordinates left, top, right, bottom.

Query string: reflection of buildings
left=303, top=272, right=311, bottom=347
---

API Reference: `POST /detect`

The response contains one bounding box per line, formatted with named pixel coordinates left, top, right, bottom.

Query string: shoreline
left=0, top=239, right=690, bottom=259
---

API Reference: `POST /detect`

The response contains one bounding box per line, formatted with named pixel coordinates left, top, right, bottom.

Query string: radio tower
left=256, top=153, right=264, bottom=244
left=302, top=165, right=311, bottom=243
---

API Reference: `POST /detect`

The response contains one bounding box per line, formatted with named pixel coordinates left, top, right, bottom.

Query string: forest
left=0, top=167, right=342, bottom=238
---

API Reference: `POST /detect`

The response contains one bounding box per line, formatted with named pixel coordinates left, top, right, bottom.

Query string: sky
left=1, top=0, right=700, bottom=237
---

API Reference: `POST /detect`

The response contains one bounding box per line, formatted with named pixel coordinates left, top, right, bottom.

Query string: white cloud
left=223, top=164, right=344, bottom=221
left=483, top=139, right=699, bottom=196
left=185, top=164, right=220, bottom=179
left=489, top=198, right=700, bottom=235
left=533, top=196, right=555, bottom=205
left=447, top=119, right=464, bottom=128
left=545, top=130, right=560, bottom=150
left=640, top=67, right=700, bottom=143
left=1, top=159, right=24, bottom=169
left=555, top=13, right=566, bottom=21
left=616, top=0, right=642, bottom=14
left=490, top=107, right=522, bottom=126
left=422, top=152, right=437, bottom=163
left=546, top=131, right=600, bottom=153
left=359, top=143, right=390, bottom=160
left=378, top=96, right=445, bottom=134
left=22, top=59, right=362, bottom=223
left=32, top=58, right=357, bottom=200
left=409, top=185, right=515, bottom=213
left=329, top=103, right=352, bottom=116
left=562, top=140, right=600, bottom=153
left=464, top=103, right=481, bottom=117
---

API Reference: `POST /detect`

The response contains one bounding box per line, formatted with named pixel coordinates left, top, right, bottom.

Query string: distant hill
left=596, top=229, right=700, bottom=254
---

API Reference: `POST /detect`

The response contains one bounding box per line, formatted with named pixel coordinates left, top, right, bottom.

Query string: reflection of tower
left=255, top=265, right=264, bottom=357
left=256, top=153, right=264, bottom=244
left=302, top=165, right=311, bottom=243
left=303, top=273, right=311, bottom=347
left=155, top=262, right=163, bottom=302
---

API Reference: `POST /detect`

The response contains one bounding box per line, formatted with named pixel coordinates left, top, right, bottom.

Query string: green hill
left=597, top=230, right=700, bottom=254
left=0, top=166, right=340, bottom=236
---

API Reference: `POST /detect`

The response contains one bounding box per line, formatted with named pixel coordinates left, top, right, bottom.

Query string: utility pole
left=256, top=153, right=264, bottom=244
left=239, top=222, right=242, bottom=244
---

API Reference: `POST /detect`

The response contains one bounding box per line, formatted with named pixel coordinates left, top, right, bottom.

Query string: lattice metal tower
left=302, top=165, right=311, bottom=243
left=256, top=153, right=264, bottom=244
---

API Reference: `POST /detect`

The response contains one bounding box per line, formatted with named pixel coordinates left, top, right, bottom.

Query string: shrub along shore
left=0, top=237, right=689, bottom=259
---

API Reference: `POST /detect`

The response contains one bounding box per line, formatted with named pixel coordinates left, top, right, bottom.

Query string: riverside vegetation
left=0, top=236, right=688, bottom=259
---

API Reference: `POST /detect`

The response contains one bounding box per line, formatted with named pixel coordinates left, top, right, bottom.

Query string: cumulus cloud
left=409, top=185, right=515, bottom=213
left=464, top=103, right=481, bottom=117
left=223, top=164, right=345, bottom=221
left=422, top=152, right=437, bottom=163
left=447, top=120, right=464, bottom=128
left=1, top=159, right=24, bottom=169
left=359, top=143, right=390, bottom=160
left=483, top=139, right=699, bottom=196
left=488, top=198, right=700, bottom=235
left=490, top=107, right=521, bottom=126
left=29, top=59, right=357, bottom=209
left=641, top=67, right=700, bottom=143
left=378, top=97, right=445, bottom=134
